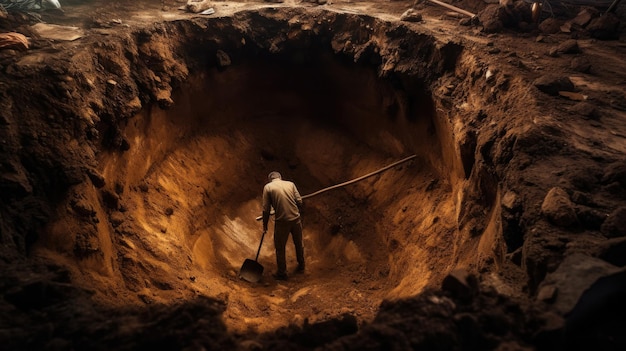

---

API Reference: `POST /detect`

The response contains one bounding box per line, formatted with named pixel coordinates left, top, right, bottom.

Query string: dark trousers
left=273, top=218, right=304, bottom=275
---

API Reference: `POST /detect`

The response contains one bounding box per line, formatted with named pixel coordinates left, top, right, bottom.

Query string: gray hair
left=268, top=171, right=282, bottom=181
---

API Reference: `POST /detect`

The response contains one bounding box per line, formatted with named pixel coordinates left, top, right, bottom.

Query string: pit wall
left=15, top=9, right=513, bottom=301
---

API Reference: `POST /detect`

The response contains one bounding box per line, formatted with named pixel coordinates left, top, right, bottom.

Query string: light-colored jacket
left=262, top=179, right=302, bottom=222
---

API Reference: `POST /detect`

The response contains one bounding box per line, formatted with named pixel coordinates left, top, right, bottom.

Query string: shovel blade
left=239, top=258, right=264, bottom=283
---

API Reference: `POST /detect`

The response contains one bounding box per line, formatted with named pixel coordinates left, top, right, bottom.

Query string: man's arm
left=262, top=210, right=270, bottom=232
left=293, top=183, right=303, bottom=214
left=262, top=186, right=271, bottom=232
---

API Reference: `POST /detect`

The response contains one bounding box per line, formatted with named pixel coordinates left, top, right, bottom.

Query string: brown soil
left=1, top=0, right=625, bottom=350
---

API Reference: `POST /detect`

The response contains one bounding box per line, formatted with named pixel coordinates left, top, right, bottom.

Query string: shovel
left=239, top=230, right=267, bottom=283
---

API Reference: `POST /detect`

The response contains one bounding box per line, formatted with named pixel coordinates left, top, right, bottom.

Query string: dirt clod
left=600, top=206, right=626, bottom=238
left=548, top=39, right=580, bottom=57
left=541, top=187, right=579, bottom=228
left=533, top=75, right=575, bottom=96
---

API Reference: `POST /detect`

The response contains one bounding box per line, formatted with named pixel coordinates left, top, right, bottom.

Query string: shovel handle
left=255, top=230, right=267, bottom=261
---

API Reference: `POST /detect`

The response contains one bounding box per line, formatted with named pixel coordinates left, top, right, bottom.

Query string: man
left=262, top=171, right=305, bottom=280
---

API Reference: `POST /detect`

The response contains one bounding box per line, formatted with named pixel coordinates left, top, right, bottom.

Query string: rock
left=216, top=49, right=231, bottom=67
left=85, top=167, right=106, bottom=188
left=400, top=9, right=422, bottom=22
left=601, top=160, right=626, bottom=186
left=548, top=39, right=580, bottom=57
left=502, top=190, right=520, bottom=211
left=570, top=190, right=594, bottom=206
left=165, top=207, right=174, bottom=216
left=101, top=189, right=120, bottom=210
left=575, top=206, right=605, bottom=230
left=537, top=284, right=557, bottom=303
left=533, top=76, right=575, bottom=96
left=523, top=227, right=568, bottom=294
left=600, top=207, right=626, bottom=238
left=564, top=269, right=626, bottom=348
left=596, top=237, right=626, bottom=267
left=441, top=269, right=479, bottom=303
left=607, top=89, right=626, bottom=111
left=570, top=56, right=591, bottom=73
left=185, top=0, right=212, bottom=13
left=126, top=96, right=143, bottom=112
left=138, top=294, right=153, bottom=304
left=511, top=0, right=532, bottom=23
left=70, top=196, right=96, bottom=217
left=541, top=187, right=578, bottom=227
left=560, top=22, right=572, bottom=33
left=110, top=211, right=125, bottom=228
left=156, top=89, right=174, bottom=109
left=571, top=8, right=598, bottom=27
left=568, top=102, right=597, bottom=119
left=539, top=17, right=562, bottom=34
left=538, top=253, right=621, bottom=315
left=479, top=5, right=505, bottom=33
left=0, top=161, right=33, bottom=196
left=559, top=91, right=587, bottom=101
left=568, top=167, right=599, bottom=192
left=586, top=13, right=620, bottom=40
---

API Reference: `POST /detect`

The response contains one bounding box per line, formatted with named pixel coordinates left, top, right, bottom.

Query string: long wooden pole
left=606, top=0, right=622, bottom=14
left=255, top=155, right=418, bottom=220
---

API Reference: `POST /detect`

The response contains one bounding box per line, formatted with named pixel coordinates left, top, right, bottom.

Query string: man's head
left=268, top=171, right=282, bottom=181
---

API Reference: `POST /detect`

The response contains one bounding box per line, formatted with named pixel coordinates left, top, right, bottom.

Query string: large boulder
left=537, top=253, right=622, bottom=315
left=586, top=13, right=620, bottom=40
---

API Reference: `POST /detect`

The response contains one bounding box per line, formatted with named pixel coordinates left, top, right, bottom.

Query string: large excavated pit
left=27, top=9, right=507, bottom=332
left=11, top=2, right=626, bottom=349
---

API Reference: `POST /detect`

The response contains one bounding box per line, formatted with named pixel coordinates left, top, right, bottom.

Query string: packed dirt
left=1, top=0, right=626, bottom=350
